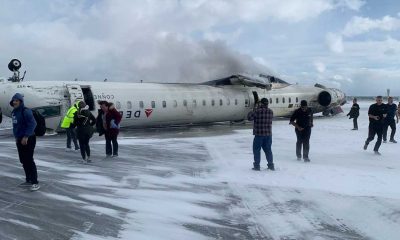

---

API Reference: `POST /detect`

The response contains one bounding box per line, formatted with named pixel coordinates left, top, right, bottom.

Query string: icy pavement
left=1, top=101, right=400, bottom=240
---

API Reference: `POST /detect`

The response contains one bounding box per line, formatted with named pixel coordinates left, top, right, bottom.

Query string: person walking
left=290, top=100, right=314, bottom=162
left=383, top=97, right=398, bottom=143
left=10, top=93, right=40, bottom=191
left=346, top=98, right=360, bottom=130
left=247, top=98, right=274, bottom=171
left=74, top=101, right=96, bottom=162
left=97, top=101, right=122, bottom=157
left=61, top=101, right=80, bottom=151
left=364, top=96, right=387, bottom=154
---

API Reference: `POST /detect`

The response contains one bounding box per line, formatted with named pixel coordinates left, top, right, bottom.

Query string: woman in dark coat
left=97, top=101, right=122, bottom=157
left=74, top=101, right=96, bottom=162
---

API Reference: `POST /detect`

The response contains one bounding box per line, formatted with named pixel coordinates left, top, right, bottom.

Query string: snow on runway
left=1, top=101, right=399, bottom=240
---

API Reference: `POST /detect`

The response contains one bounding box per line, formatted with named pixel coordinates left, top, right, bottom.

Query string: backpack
left=23, top=108, right=46, bottom=136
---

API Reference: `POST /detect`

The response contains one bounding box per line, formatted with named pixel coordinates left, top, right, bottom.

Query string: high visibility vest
left=61, top=103, right=79, bottom=128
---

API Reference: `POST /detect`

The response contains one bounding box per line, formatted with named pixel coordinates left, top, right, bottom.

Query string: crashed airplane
left=0, top=59, right=346, bottom=132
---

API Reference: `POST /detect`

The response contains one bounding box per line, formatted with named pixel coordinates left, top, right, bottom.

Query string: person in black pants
left=346, top=98, right=360, bottom=130
left=290, top=100, right=314, bottom=162
left=383, top=97, right=398, bottom=143
left=364, top=96, right=388, bottom=154
left=74, top=102, right=96, bottom=162
left=10, top=93, right=40, bottom=191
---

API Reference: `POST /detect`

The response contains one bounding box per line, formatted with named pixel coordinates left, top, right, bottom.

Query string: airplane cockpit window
left=173, top=100, right=177, bottom=107
left=220, top=99, right=223, bottom=106
left=183, top=100, right=187, bottom=107
left=34, top=106, right=61, bottom=118
left=139, top=101, right=144, bottom=109
left=162, top=101, right=166, bottom=108
left=151, top=101, right=155, bottom=108
left=116, top=101, right=121, bottom=109
left=127, top=101, right=132, bottom=109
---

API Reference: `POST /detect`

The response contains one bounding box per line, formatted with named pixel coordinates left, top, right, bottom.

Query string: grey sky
left=0, top=0, right=399, bottom=96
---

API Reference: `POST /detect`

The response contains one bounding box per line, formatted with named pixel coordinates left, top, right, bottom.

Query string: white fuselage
left=0, top=79, right=345, bottom=131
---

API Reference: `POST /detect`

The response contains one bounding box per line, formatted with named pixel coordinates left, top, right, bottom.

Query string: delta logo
left=145, top=109, right=153, bottom=118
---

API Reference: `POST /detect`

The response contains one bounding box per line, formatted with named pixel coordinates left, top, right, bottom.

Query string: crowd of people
left=247, top=96, right=399, bottom=171
left=10, top=93, right=122, bottom=191
left=9, top=93, right=399, bottom=190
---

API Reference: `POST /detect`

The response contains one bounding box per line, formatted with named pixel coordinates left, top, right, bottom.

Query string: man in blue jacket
left=10, top=93, right=40, bottom=191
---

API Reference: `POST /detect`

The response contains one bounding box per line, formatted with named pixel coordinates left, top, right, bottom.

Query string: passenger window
left=193, top=100, right=197, bottom=107
left=245, top=99, right=249, bottom=105
left=289, top=98, right=291, bottom=103
left=270, top=98, right=272, bottom=104
left=127, top=101, right=132, bottom=109
left=183, top=100, right=187, bottom=107
left=296, top=97, right=299, bottom=103
left=139, top=101, right=144, bottom=109
left=282, top=98, right=285, bottom=103
left=162, top=101, right=166, bottom=108
left=276, top=98, right=279, bottom=104
left=220, top=99, right=223, bottom=106
left=235, top=99, right=238, bottom=105
left=211, top=99, right=215, bottom=106
left=227, top=98, right=230, bottom=105
left=173, top=100, right=177, bottom=107
left=151, top=101, right=155, bottom=108
left=202, top=100, right=206, bottom=106
left=116, top=101, right=121, bottom=109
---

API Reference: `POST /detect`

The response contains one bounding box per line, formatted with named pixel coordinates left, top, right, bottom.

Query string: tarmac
left=0, top=124, right=397, bottom=240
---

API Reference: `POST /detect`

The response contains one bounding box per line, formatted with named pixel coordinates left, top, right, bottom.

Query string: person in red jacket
left=97, top=101, right=122, bottom=157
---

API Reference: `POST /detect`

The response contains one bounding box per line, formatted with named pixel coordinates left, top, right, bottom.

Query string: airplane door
left=252, top=91, right=259, bottom=105
left=66, top=84, right=84, bottom=106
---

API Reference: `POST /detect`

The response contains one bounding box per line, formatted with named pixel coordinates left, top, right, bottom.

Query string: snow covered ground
left=1, top=100, right=399, bottom=240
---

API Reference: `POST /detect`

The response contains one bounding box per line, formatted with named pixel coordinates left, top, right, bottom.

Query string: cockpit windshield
left=33, top=106, right=61, bottom=118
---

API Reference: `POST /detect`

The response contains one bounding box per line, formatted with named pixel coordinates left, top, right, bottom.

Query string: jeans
left=105, top=134, right=118, bottom=156
left=252, top=135, right=273, bottom=168
left=365, top=124, right=383, bottom=151
left=295, top=128, right=311, bottom=159
left=66, top=127, right=79, bottom=150
left=16, top=136, right=38, bottom=184
left=383, top=119, right=396, bottom=141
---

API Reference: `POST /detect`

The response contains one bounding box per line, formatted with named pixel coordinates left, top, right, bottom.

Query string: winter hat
left=300, top=100, right=307, bottom=107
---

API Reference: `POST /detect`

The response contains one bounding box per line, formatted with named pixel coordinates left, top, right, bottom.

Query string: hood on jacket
left=9, top=93, right=24, bottom=107
left=74, top=100, right=81, bottom=109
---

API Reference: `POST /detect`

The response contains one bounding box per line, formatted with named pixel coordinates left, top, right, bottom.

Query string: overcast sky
left=0, top=0, right=399, bottom=96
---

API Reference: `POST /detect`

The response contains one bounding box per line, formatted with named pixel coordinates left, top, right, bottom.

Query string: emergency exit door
left=66, top=84, right=84, bottom=106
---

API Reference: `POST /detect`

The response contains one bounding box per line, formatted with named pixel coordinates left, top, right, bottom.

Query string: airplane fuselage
left=0, top=79, right=345, bottom=131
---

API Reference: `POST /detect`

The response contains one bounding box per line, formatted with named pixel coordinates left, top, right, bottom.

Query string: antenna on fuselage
left=7, top=59, right=23, bottom=82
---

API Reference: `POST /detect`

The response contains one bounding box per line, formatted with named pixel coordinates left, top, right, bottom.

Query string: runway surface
left=1, top=102, right=399, bottom=239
